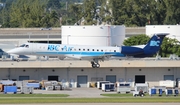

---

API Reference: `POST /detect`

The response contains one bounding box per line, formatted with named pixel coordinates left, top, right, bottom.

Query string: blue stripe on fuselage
left=36, top=51, right=125, bottom=57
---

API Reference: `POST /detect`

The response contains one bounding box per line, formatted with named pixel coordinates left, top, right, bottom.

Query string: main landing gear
left=91, top=62, right=100, bottom=68
left=91, top=59, right=100, bottom=68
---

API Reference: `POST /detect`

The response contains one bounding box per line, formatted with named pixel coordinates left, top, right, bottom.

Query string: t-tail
left=121, top=33, right=169, bottom=57
left=136, top=33, right=169, bottom=57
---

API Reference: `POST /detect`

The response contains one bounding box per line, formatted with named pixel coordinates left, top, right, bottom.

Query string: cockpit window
left=20, top=44, right=25, bottom=47
left=19, top=44, right=29, bottom=48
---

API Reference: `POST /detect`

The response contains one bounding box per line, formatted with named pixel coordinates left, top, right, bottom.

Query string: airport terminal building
left=0, top=25, right=180, bottom=88
left=0, top=59, right=180, bottom=88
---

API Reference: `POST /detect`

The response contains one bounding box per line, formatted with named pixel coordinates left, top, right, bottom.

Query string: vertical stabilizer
left=143, top=33, right=169, bottom=56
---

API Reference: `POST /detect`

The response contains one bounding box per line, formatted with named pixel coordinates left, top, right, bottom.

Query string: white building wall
left=1, top=67, right=179, bottom=88
left=111, top=26, right=125, bottom=46
left=126, top=67, right=176, bottom=87
left=146, top=25, right=180, bottom=41
left=0, top=69, right=9, bottom=79
left=62, top=25, right=125, bottom=46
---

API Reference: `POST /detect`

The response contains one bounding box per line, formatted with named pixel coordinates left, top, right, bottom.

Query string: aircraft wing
left=65, top=53, right=111, bottom=60
left=65, top=54, right=82, bottom=59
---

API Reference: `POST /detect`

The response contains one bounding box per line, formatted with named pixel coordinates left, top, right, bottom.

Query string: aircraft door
left=119, top=47, right=122, bottom=53
left=31, top=43, right=36, bottom=55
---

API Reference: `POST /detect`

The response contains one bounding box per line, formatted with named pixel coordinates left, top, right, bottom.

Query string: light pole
left=28, top=32, right=32, bottom=42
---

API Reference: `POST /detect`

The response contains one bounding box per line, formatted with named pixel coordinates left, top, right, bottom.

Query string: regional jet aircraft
left=7, top=33, right=168, bottom=68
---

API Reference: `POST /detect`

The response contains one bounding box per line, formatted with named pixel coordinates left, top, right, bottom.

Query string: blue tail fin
left=142, top=33, right=169, bottom=56
left=121, top=33, right=168, bottom=57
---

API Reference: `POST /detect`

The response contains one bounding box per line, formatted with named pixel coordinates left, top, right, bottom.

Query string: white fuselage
left=8, top=43, right=124, bottom=59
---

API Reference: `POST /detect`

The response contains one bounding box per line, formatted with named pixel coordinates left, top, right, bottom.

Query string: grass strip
left=0, top=98, right=180, bottom=104
left=0, top=94, right=69, bottom=97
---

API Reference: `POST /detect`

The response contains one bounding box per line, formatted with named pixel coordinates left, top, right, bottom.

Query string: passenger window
left=25, top=45, right=29, bottom=48
left=114, top=50, right=116, bottom=52
left=83, top=49, right=85, bottom=51
left=79, top=49, right=81, bottom=51
left=101, top=50, right=103, bottom=52
left=97, top=49, right=99, bottom=51
left=87, top=49, right=90, bottom=51
left=92, top=49, right=94, bottom=51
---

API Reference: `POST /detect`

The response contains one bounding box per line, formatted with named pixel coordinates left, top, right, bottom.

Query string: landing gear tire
left=91, top=62, right=100, bottom=68
left=96, top=64, right=100, bottom=68
left=16, top=59, right=20, bottom=62
left=92, top=64, right=96, bottom=68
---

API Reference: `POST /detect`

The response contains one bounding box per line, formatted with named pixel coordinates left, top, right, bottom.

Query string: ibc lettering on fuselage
left=48, top=45, right=60, bottom=51
left=150, top=40, right=160, bottom=46
left=47, top=45, right=73, bottom=51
